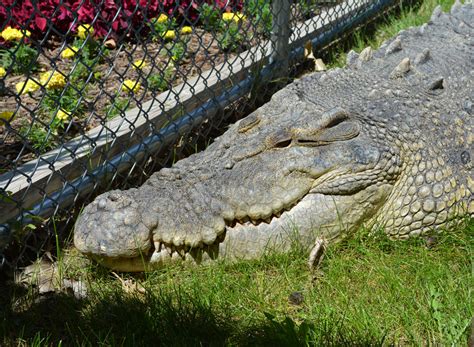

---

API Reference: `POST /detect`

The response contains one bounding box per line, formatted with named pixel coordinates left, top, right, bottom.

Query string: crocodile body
left=74, top=3, right=473, bottom=271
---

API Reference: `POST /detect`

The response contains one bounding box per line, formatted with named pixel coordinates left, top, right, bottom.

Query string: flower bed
left=0, top=0, right=243, bottom=39
left=0, top=0, right=324, bottom=173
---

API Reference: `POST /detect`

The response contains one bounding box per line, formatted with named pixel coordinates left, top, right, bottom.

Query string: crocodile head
left=74, top=84, right=401, bottom=271
left=74, top=4, right=473, bottom=271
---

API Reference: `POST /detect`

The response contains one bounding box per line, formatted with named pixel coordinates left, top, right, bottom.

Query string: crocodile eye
left=266, top=129, right=293, bottom=148
left=274, top=139, right=292, bottom=148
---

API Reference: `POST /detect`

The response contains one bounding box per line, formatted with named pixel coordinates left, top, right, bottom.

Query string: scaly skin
left=74, top=3, right=473, bottom=271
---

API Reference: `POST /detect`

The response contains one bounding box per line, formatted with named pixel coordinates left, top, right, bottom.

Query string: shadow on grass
left=0, top=280, right=385, bottom=346
left=2, top=217, right=471, bottom=346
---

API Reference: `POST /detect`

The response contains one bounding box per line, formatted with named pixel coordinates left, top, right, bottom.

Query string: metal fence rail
left=0, top=0, right=395, bottom=268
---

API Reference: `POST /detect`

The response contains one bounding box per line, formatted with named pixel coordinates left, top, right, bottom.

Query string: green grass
left=2, top=0, right=472, bottom=345
left=1, top=217, right=472, bottom=346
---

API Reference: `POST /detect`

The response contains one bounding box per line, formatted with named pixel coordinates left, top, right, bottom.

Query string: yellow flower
left=0, top=67, right=5, bottom=78
left=122, top=80, right=140, bottom=93
left=40, top=71, right=66, bottom=90
left=222, top=12, right=233, bottom=21
left=1, top=26, right=31, bottom=41
left=77, top=24, right=94, bottom=39
left=162, top=30, right=176, bottom=40
left=61, top=47, right=78, bottom=59
left=0, top=111, right=14, bottom=121
left=132, top=59, right=146, bottom=70
left=56, top=109, right=70, bottom=122
left=156, top=14, right=168, bottom=24
left=222, top=12, right=246, bottom=23
left=180, top=26, right=192, bottom=35
left=15, top=79, right=40, bottom=94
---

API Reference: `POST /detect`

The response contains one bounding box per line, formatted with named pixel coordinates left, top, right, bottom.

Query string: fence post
left=269, top=0, right=291, bottom=79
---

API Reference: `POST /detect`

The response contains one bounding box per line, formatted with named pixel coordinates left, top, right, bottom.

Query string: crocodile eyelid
left=321, top=107, right=350, bottom=129
left=294, top=121, right=360, bottom=146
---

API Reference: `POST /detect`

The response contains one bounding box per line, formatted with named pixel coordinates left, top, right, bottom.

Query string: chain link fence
left=0, top=0, right=396, bottom=269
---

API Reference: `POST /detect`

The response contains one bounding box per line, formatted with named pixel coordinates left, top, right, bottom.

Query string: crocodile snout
left=74, top=190, right=155, bottom=259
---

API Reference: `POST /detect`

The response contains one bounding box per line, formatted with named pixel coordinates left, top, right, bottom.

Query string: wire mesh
left=0, top=0, right=395, bottom=269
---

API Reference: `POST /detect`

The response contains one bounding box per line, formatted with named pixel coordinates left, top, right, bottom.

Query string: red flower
left=0, top=0, right=244, bottom=40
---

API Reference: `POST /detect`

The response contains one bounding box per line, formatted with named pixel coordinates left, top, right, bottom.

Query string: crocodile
left=74, top=3, right=473, bottom=271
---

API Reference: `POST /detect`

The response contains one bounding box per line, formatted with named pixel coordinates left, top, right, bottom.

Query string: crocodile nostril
left=109, top=193, right=119, bottom=201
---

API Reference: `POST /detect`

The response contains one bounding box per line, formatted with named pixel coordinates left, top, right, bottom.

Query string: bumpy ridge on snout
left=74, top=190, right=154, bottom=258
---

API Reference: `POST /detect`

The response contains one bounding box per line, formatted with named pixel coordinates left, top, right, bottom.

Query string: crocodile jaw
left=94, top=184, right=392, bottom=272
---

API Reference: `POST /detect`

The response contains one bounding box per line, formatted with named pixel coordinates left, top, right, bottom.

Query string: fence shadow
left=0, top=280, right=384, bottom=346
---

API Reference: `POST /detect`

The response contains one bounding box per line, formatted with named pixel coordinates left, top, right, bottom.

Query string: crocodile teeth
left=184, top=252, right=196, bottom=264
left=239, top=217, right=249, bottom=224
left=155, top=242, right=162, bottom=252
left=150, top=249, right=168, bottom=263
